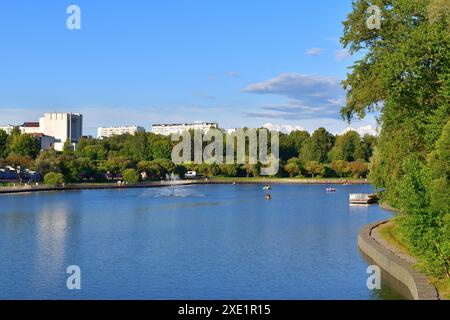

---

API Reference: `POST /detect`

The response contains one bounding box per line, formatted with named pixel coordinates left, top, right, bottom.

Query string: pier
left=349, top=193, right=378, bottom=204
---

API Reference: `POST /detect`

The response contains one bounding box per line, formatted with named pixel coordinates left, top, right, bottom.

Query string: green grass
left=379, top=221, right=412, bottom=256
left=379, top=221, right=450, bottom=300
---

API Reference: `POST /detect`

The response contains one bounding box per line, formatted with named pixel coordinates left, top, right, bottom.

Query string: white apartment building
left=151, top=122, right=218, bottom=136
left=97, top=126, right=145, bottom=139
left=0, top=125, right=15, bottom=135
left=39, top=113, right=83, bottom=151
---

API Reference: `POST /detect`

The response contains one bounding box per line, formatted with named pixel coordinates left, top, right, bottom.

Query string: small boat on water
left=326, top=187, right=336, bottom=192
left=263, top=185, right=271, bottom=191
left=265, top=193, right=272, bottom=200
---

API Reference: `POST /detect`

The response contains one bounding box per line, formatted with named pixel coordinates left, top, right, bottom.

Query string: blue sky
left=0, top=0, right=378, bottom=136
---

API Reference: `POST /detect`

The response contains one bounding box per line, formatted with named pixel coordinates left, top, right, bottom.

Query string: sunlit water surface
left=0, top=184, right=407, bottom=299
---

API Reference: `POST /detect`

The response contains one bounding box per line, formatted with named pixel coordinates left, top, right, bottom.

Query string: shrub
left=122, top=168, right=139, bottom=184
left=44, top=172, right=65, bottom=186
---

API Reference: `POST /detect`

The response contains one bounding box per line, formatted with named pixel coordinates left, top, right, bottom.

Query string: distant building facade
left=151, top=122, right=218, bottom=136
left=39, top=113, right=83, bottom=151
left=97, top=126, right=145, bottom=139
left=19, top=122, right=41, bottom=134
left=1, top=112, right=83, bottom=152
left=0, top=125, right=15, bottom=135
left=29, top=133, right=56, bottom=151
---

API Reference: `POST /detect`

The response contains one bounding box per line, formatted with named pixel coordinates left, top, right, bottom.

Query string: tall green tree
left=342, top=0, right=450, bottom=277
left=328, top=131, right=364, bottom=162
left=0, top=129, right=8, bottom=158
left=300, top=128, right=335, bottom=163
left=8, top=133, right=40, bottom=159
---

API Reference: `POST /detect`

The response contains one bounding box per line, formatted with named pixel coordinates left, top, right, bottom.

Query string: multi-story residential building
left=151, top=122, right=218, bottom=136
left=39, top=113, right=83, bottom=151
left=97, top=126, right=145, bottom=139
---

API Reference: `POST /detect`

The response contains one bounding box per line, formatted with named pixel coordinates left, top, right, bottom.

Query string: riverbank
left=0, top=180, right=204, bottom=194
left=378, top=220, right=450, bottom=300
left=378, top=201, right=401, bottom=213
left=358, top=219, right=439, bottom=300
left=0, top=178, right=370, bottom=195
left=209, top=177, right=369, bottom=185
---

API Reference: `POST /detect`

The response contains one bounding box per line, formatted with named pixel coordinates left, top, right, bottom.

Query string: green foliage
left=44, top=172, right=65, bottom=186
left=34, top=150, right=60, bottom=175
left=242, top=163, right=260, bottom=177
left=150, top=138, right=172, bottom=160
left=77, top=144, right=107, bottom=161
left=219, top=164, right=240, bottom=177
left=300, top=128, right=335, bottom=163
left=328, top=131, right=365, bottom=162
left=347, top=160, right=369, bottom=178
left=342, top=0, right=450, bottom=278
left=331, top=160, right=350, bottom=178
left=0, top=129, right=8, bottom=158
left=279, top=130, right=310, bottom=160
left=63, top=140, right=75, bottom=156
left=8, top=133, right=40, bottom=159
left=284, top=157, right=301, bottom=178
left=122, top=168, right=139, bottom=184
left=122, top=132, right=152, bottom=162
left=304, top=161, right=324, bottom=178
left=3, top=154, right=34, bottom=169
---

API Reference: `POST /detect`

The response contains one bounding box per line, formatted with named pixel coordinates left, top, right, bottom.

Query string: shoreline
left=209, top=177, right=369, bottom=185
left=0, top=178, right=370, bottom=195
left=358, top=219, right=439, bottom=300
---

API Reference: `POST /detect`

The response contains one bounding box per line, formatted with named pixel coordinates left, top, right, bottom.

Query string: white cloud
left=341, top=124, right=378, bottom=136
left=262, top=123, right=305, bottom=133
left=306, top=48, right=324, bottom=56
left=336, top=49, right=351, bottom=61
left=227, top=71, right=240, bottom=78
left=243, top=73, right=342, bottom=102
left=242, top=73, right=345, bottom=120
left=194, top=92, right=215, bottom=100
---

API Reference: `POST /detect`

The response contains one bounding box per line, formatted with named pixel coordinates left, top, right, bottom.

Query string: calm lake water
left=0, top=184, right=407, bottom=300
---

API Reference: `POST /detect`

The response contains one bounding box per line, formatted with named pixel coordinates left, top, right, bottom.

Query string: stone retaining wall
left=358, top=220, right=439, bottom=300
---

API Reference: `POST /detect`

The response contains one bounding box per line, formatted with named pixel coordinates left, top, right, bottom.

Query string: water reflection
left=360, top=250, right=412, bottom=300
left=0, top=185, right=408, bottom=299
left=35, top=204, right=69, bottom=272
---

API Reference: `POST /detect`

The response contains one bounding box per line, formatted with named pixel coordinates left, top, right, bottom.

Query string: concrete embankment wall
left=0, top=181, right=203, bottom=195
left=358, top=220, right=439, bottom=300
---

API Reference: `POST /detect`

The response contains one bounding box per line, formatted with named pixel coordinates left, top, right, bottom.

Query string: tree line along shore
left=0, top=126, right=375, bottom=185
